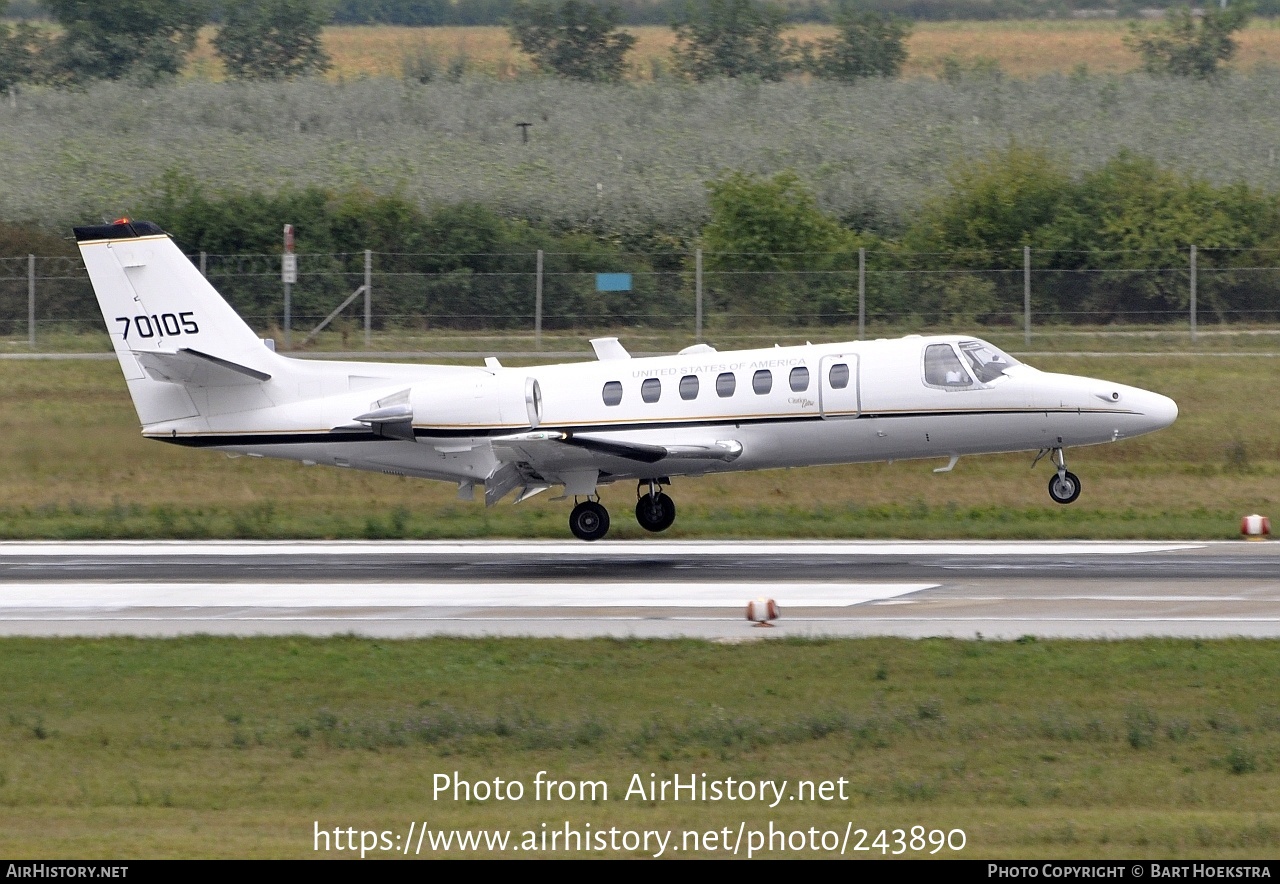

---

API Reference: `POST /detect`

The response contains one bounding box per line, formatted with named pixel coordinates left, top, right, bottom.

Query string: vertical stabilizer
left=74, top=219, right=281, bottom=426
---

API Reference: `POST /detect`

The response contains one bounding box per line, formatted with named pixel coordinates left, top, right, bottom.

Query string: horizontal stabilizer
left=354, top=402, right=415, bottom=441
left=134, top=348, right=271, bottom=387
left=590, top=337, right=631, bottom=361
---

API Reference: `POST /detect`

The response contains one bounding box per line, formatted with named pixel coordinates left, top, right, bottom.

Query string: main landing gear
left=1034, top=446, right=1082, bottom=505
left=568, top=499, right=610, bottom=542
left=566, top=480, right=678, bottom=541
left=635, top=479, right=676, bottom=533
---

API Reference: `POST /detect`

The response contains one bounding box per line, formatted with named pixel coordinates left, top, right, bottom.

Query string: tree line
left=9, top=148, right=1280, bottom=331
left=323, top=0, right=1280, bottom=27
left=701, top=147, right=1280, bottom=325
left=510, top=0, right=1251, bottom=82
left=0, top=0, right=330, bottom=88
left=0, top=0, right=1255, bottom=91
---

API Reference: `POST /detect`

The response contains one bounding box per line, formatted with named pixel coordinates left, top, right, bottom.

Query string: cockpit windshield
left=960, top=340, right=1018, bottom=384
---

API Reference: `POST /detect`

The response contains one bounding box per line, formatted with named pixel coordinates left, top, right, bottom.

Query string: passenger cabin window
left=641, top=378, right=662, bottom=403
left=789, top=366, right=809, bottom=392
left=716, top=372, right=736, bottom=398
left=828, top=363, right=850, bottom=390
left=679, top=375, right=699, bottom=400
left=602, top=381, right=623, bottom=406
left=753, top=369, right=772, bottom=394
left=924, top=344, right=973, bottom=388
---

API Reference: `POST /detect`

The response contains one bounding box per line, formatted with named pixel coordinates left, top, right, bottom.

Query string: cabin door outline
left=818, top=354, right=861, bottom=419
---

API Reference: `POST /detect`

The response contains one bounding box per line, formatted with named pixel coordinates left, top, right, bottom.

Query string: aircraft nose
left=1137, top=389, right=1179, bottom=432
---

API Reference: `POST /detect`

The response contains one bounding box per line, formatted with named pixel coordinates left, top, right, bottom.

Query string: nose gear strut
left=1035, top=446, right=1082, bottom=504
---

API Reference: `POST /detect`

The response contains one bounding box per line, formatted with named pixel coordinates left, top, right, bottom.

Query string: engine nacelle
left=407, top=372, right=542, bottom=433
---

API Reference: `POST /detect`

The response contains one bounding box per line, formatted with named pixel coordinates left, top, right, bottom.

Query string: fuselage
left=147, top=334, right=1178, bottom=492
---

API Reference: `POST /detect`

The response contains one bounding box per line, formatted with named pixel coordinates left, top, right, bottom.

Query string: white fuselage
left=144, top=334, right=1179, bottom=497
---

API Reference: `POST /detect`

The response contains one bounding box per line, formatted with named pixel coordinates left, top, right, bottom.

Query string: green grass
left=2, top=636, right=1280, bottom=857
left=0, top=350, right=1276, bottom=539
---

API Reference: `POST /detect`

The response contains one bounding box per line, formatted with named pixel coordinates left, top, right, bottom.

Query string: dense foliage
left=320, top=0, right=1280, bottom=25
left=670, top=0, right=793, bottom=81
left=0, top=14, right=47, bottom=93
left=1125, top=3, right=1252, bottom=78
left=10, top=144, right=1280, bottom=333
left=904, top=147, right=1280, bottom=321
left=135, top=179, right=680, bottom=330
left=508, top=0, right=636, bottom=82
left=42, top=0, right=207, bottom=83
left=804, top=4, right=910, bottom=80
left=214, top=0, right=333, bottom=80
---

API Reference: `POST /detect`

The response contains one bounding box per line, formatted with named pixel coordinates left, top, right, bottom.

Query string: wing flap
left=489, top=431, right=742, bottom=467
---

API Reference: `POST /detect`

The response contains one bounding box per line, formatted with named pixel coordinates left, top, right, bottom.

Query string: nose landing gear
left=1035, top=447, right=1082, bottom=504
left=635, top=479, right=676, bottom=533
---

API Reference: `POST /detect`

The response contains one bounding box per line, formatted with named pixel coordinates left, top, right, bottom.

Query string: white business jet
left=76, top=220, right=1178, bottom=541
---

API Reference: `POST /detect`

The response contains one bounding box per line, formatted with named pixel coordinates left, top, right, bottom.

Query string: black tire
left=1048, top=470, right=1082, bottom=505
left=569, top=500, right=610, bottom=541
left=635, top=492, right=677, bottom=533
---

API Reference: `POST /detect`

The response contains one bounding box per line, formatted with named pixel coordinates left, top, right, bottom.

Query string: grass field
left=0, top=344, right=1275, bottom=539
left=3, top=635, right=1280, bottom=858
left=185, top=20, right=1280, bottom=81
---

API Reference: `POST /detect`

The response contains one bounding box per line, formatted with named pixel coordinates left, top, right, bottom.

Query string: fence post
left=199, top=251, right=206, bottom=278
left=364, top=249, right=372, bottom=349
left=695, top=248, right=703, bottom=344
left=1024, top=245, right=1031, bottom=346
left=535, top=249, right=543, bottom=351
left=1189, top=244, right=1197, bottom=342
left=282, top=225, right=295, bottom=348
left=858, top=247, right=865, bottom=340
left=27, top=254, right=35, bottom=348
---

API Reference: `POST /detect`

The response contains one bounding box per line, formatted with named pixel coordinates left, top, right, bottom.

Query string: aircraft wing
left=490, top=431, right=741, bottom=468
left=482, top=431, right=742, bottom=505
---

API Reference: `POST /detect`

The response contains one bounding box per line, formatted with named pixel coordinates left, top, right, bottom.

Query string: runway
left=2, top=539, right=1278, bottom=640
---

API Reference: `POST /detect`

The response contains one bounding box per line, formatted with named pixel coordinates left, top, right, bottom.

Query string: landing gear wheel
left=635, top=492, right=676, bottom=533
left=569, top=500, right=610, bottom=541
left=1048, top=471, right=1082, bottom=504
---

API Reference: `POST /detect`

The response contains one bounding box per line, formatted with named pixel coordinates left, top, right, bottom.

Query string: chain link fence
left=3, top=247, right=1278, bottom=350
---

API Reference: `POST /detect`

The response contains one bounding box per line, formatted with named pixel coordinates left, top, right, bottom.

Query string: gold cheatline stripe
left=143, top=406, right=1136, bottom=438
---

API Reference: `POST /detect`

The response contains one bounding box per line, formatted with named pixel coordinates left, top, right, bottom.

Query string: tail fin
left=75, top=219, right=281, bottom=427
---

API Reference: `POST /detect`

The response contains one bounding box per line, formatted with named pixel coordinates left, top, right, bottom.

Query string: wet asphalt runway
left=1, top=540, right=1276, bottom=639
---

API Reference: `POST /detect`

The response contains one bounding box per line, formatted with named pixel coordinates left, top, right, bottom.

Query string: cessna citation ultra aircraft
left=76, top=220, right=1179, bottom=541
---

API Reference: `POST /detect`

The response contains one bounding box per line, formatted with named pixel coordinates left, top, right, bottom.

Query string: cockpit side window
left=923, top=344, right=972, bottom=388
left=960, top=340, right=1017, bottom=384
